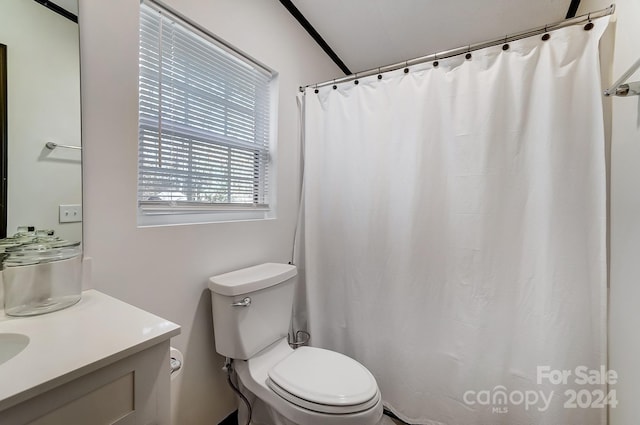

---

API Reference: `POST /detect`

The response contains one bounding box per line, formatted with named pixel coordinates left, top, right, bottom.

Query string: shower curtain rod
left=300, top=4, right=615, bottom=92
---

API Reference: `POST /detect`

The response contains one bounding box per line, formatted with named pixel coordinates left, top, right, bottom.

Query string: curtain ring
left=465, top=45, right=472, bottom=60
left=433, top=53, right=439, bottom=68
left=378, top=67, right=382, bottom=80
left=502, top=35, right=509, bottom=51
left=584, top=13, right=594, bottom=30
left=332, top=79, right=337, bottom=90
left=354, top=73, right=359, bottom=85
left=542, top=25, right=551, bottom=41
left=404, top=61, right=409, bottom=74
left=314, top=84, right=318, bottom=94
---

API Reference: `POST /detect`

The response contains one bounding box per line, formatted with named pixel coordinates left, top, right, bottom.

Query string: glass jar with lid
left=1, top=236, right=82, bottom=316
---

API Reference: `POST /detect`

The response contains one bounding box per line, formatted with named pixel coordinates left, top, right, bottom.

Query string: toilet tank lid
left=208, top=263, right=297, bottom=296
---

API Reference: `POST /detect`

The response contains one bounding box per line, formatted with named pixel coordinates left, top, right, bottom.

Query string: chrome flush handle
left=231, top=297, right=251, bottom=307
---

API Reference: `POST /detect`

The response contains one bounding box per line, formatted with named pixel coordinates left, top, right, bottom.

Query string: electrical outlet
left=59, top=204, right=82, bottom=223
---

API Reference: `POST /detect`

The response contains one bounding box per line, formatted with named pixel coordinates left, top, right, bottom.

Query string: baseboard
left=218, top=410, right=238, bottom=425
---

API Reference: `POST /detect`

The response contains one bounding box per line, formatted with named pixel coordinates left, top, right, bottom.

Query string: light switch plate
left=59, top=204, right=82, bottom=223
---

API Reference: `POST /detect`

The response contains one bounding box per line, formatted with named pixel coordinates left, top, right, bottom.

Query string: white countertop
left=0, top=290, right=181, bottom=411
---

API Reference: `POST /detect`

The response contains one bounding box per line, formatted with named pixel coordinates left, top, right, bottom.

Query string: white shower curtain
left=298, top=18, right=609, bottom=425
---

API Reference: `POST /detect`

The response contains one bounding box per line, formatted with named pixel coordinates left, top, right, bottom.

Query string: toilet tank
left=208, top=263, right=297, bottom=360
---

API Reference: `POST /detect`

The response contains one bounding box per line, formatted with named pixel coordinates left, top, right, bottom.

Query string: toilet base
left=234, top=338, right=383, bottom=425
left=237, top=380, right=297, bottom=425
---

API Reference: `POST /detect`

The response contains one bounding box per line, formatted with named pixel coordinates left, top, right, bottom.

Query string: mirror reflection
left=0, top=0, right=81, bottom=242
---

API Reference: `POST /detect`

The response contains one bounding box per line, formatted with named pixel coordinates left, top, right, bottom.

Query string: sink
left=0, top=333, right=29, bottom=365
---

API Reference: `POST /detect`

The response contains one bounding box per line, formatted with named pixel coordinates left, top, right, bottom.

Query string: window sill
left=137, top=209, right=274, bottom=227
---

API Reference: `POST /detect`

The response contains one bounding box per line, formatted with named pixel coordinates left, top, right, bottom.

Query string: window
left=138, top=1, right=276, bottom=225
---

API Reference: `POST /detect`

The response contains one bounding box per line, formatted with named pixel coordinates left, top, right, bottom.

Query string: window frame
left=137, top=0, right=278, bottom=226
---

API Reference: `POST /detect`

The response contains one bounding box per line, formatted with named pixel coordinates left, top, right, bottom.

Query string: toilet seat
left=266, top=346, right=380, bottom=414
left=267, top=379, right=381, bottom=414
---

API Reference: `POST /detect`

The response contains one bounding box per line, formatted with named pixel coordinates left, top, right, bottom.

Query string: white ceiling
left=290, top=0, right=610, bottom=74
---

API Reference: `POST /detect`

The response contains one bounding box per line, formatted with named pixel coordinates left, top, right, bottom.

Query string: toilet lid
left=267, top=346, right=378, bottom=407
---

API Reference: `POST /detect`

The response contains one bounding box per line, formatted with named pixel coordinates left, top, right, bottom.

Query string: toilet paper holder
left=169, top=346, right=184, bottom=379
left=170, top=356, right=182, bottom=374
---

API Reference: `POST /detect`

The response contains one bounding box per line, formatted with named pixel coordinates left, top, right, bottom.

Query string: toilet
left=209, top=263, right=383, bottom=425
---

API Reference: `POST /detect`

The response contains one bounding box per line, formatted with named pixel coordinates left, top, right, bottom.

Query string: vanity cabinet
left=0, top=342, right=169, bottom=425
left=0, top=291, right=181, bottom=425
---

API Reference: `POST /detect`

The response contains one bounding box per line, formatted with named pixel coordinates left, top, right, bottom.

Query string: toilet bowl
left=209, top=263, right=383, bottom=425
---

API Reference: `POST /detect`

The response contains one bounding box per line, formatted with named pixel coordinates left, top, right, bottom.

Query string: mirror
left=0, top=0, right=81, bottom=242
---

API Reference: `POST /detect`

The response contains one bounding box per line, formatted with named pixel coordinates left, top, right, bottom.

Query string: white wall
left=78, top=0, right=340, bottom=423
left=588, top=0, right=640, bottom=423
left=578, top=1, right=640, bottom=423
left=0, top=0, right=81, bottom=241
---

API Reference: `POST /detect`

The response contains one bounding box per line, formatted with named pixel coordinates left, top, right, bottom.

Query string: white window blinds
left=138, top=1, right=273, bottom=216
